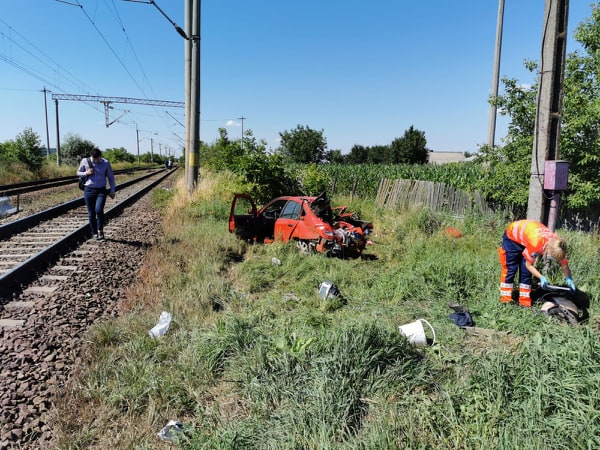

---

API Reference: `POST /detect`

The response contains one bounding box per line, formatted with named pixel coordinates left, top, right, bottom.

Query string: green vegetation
left=0, top=128, right=176, bottom=185
left=51, top=171, right=600, bottom=449
left=480, top=4, right=600, bottom=214
left=0, top=127, right=45, bottom=176
left=4, top=7, right=600, bottom=447
left=278, top=124, right=328, bottom=164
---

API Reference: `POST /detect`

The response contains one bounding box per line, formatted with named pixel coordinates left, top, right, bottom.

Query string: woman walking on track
left=77, top=148, right=116, bottom=240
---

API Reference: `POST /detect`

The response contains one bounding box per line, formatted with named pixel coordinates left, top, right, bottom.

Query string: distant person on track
left=77, top=148, right=116, bottom=240
left=498, top=219, right=576, bottom=307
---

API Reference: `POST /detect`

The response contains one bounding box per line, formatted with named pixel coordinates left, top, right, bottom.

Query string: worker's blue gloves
left=566, top=277, right=576, bottom=292
left=539, top=276, right=549, bottom=289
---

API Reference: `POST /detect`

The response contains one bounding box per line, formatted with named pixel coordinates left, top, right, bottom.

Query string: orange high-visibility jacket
left=505, top=220, right=568, bottom=265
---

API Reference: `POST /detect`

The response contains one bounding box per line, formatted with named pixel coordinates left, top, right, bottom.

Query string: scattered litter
left=448, top=302, right=474, bottom=327
left=318, top=281, right=340, bottom=300
left=448, top=312, right=473, bottom=327
left=0, top=197, right=18, bottom=218
left=445, top=227, right=463, bottom=239
left=149, top=311, right=172, bottom=338
left=157, top=420, right=184, bottom=442
left=398, top=319, right=436, bottom=346
left=271, top=257, right=281, bottom=265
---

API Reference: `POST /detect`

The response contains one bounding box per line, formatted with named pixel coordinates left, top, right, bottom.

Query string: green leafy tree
left=104, top=147, right=135, bottom=163
left=278, top=125, right=327, bottom=164
left=325, top=149, right=345, bottom=164
left=391, top=126, right=429, bottom=164
left=61, top=133, right=96, bottom=163
left=3, top=128, right=45, bottom=173
left=301, top=163, right=330, bottom=195
left=479, top=4, right=600, bottom=212
left=346, top=144, right=369, bottom=164
left=203, top=127, right=299, bottom=202
left=559, top=4, right=600, bottom=209
left=0, top=141, right=9, bottom=164
left=367, top=144, right=394, bottom=164
left=475, top=74, right=538, bottom=214
left=202, top=127, right=248, bottom=170
left=235, top=132, right=299, bottom=202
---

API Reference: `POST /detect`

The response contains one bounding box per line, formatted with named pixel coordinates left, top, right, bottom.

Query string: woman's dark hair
left=91, top=148, right=102, bottom=158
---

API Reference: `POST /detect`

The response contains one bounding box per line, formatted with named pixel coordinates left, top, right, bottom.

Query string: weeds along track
left=0, top=170, right=173, bottom=447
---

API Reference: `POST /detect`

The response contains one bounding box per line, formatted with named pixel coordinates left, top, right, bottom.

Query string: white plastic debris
left=318, top=281, right=340, bottom=299
left=0, top=197, right=18, bottom=218
left=149, top=311, right=172, bottom=338
left=271, top=257, right=281, bottom=265
left=157, top=420, right=184, bottom=442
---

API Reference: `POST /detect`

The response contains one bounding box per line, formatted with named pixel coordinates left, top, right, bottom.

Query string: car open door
left=229, top=194, right=257, bottom=241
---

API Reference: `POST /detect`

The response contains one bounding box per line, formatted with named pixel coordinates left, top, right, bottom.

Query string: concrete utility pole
left=184, top=0, right=192, bottom=188
left=487, top=0, right=505, bottom=147
left=527, top=0, right=569, bottom=223
left=42, top=86, right=51, bottom=156
left=54, top=99, right=60, bottom=165
left=136, top=126, right=140, bottom=163
left=186, top=0, right=201, bottom=194
left=238, top=116, right=246, bottom=150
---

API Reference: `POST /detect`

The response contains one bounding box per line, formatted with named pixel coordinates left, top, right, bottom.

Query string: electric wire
left=102, top=0, right=183, bottom=143
left=0, top=18, right=94, bottom=94
left=0, top=0, right=182, bottom=149
left=71, top=0, right=149, bottom=100
left=0, top=20, right=104, bottom=116
left=2, top=1, right=182, bottom=151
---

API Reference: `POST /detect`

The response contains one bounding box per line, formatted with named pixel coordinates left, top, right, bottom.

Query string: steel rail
left=0, top=169, right=174, bottom=294
left=0, top=170, right=164, bottom=239
left=0, top=166, right=164, bottom=197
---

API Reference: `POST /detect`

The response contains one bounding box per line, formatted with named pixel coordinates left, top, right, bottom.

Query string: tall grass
left=52, top=170, right=600, bottom=449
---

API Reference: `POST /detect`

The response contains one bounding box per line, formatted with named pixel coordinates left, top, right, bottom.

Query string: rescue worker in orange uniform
left=498, top=219, right=576, bottom=307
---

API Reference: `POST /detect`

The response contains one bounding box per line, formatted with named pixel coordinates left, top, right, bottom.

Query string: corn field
left=311, top=162, right=485, bottom=198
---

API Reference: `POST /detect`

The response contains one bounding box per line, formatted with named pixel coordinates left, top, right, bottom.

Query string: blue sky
left=0, top=1, right=595, bottom=159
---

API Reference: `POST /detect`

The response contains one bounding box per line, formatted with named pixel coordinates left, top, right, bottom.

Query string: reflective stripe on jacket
left=505, top=220, right=565, bottom=265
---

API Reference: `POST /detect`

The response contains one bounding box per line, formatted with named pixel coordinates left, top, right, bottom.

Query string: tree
left=391, top=126, right=429, bottom=164
left=202, top=127, right=299, bottom=202
left=479, top=4, right=600, bottom=212
left=367, top=145, right=394, bottom=164
left=4, top=128, right=45, bottom=173
left=559, top=4, right=600, bottom=209
left=475, top=74, right=538, bottom=214
left=346, top=145, right=369, bottom=164
left=104, top=147, right=135, bottom=163
left=278, top=125, right=327, bottom=164
left=325, top=149, right=345, bottom=164
left=60, top=133, right=96, bottom=164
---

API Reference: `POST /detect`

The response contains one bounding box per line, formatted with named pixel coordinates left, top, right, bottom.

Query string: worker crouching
left=498, top=220, right=575, bottom=307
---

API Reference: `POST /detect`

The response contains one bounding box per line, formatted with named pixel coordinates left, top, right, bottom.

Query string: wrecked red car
left=228, top=193, right=373, bottom=257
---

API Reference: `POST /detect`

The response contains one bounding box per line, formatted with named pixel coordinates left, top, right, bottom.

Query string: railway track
left=0, top=168, right=175, bottom=297
left=0, top=171, right=171, bottom=446
left=0, top=165, right=162, bottom=197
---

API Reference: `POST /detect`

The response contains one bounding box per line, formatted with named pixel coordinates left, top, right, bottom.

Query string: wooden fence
left=376, top=178, right=502, bottom=217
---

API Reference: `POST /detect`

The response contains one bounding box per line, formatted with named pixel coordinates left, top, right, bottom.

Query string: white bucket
left=398, top=319, right=436, bottom=347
